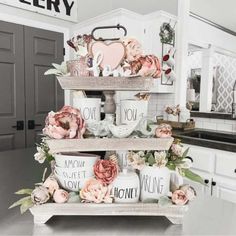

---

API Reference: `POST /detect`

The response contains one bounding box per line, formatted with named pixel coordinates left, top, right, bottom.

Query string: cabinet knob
left=234, top=169, right=236, bottom=173
left=204, top=179, right=209, bottom=184
left=212, top=181, right=216, bottom=186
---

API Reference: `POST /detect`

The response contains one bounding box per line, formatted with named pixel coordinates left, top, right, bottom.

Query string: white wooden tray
left=30, top=203, right=188, bottom=225
left=45, top=137, right=174, bottom=153
left=57, top=76, right=154, bottom=91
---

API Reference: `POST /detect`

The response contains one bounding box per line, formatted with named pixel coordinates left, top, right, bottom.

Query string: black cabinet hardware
left=204, top=179, right=209, bottom=184
left=12, top=121, right=24, bottom=130
left=212, top=181, right=216, bottom=186
left=28, top=120, right=42, bottom=130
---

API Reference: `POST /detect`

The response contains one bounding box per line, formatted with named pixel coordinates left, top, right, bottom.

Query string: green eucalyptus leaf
left=15, top=189, right=33, bottom=195
left=52, top=63, right=61, bottom=70
left=9, top=196, right=31, bottom=209
left=20, top=199, right=33, bottom=214
left=158, top=196, right=172, bottom=207
left=183, top=169, right=204, bottom=185
left=148, top=154, right=156, bottom=166
left=182, top=148, right=189, bottom=158
left=166, top=163, right=176, bottom=171
left=44, top=69, right=61, bottom=75
left=142, top=198, right=158, bottom=203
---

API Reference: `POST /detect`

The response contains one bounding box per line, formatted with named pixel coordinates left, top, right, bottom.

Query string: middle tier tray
left=57, top=76, right=154, bottom=91
left=46, top=137, right=174, bottom=153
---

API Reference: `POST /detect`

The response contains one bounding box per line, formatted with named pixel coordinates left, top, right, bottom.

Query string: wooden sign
left=0, top=0, right=78, bottom=22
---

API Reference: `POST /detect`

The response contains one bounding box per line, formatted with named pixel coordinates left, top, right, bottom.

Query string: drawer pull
left=212, top=181, right=216, bottom=186
left=234, top=169, right=236, bottom=173
left=204, top=179, right=209, bottom=184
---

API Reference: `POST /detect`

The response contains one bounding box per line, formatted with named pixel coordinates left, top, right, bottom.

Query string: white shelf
left=30, top=202, right=188, bottom=224
left=45, top=137, right=174, bottom=153
left=57, top=76, right=154, bottom=91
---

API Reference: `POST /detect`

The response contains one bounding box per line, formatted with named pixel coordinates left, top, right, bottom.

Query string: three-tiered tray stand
left=30, top=76, right=188, bottom=225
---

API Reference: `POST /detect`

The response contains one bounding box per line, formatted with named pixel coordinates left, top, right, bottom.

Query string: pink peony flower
left=179, top=185, right=196, bottom=201
left=80, top=178, right=113, bottom=203
left=43, top=175, right=59, bottom=196
left=123, top=38, right=143, bottom=62
left=43, top=106, right=86, bottom=139
left=53, top=189, right=69, bottom=203
left=171, top=144, right=184, bottom=157
left=130, top=55, right=162, bottom=78
left=155, top=124, right=172, bottom=138
left=94, top=160, right=118, bottom=185
left=171, top=189, right=188, bottom=205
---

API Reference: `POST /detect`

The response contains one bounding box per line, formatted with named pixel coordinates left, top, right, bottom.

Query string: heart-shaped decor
left=91, top=41, right=125, bottom=70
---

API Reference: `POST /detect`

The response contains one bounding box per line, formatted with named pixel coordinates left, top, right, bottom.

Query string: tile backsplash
left=148, top=93, right=175, bottom=118
left=192, top=117, right=236, bottom=133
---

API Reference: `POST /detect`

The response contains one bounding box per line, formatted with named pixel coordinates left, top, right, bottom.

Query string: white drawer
left=215, top=151, right=236, bottom=179
left=183, top=145, right=215, bottom=173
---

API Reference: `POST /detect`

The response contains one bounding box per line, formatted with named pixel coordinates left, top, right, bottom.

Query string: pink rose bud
left=53, top=189, right=69, bottom=204
left=43, top=175, right=59, bottom=196
left=171, top=190, right=188, bottom=206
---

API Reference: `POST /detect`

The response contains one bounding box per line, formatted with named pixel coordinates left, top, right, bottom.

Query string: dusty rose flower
left=171, top=189, right=188, bottom=205
left=155, top=124, right=172, bottom=138
left=127, top=152, right=146, bottom=170
left=94, top=160, right=118, bottom=185
left=130, top=55, right=162, bottom=78
left=31, top=186, right=50, bottom=205
left=179, top=185, right=196, bottom=201
left=123, top=38, right=143, bottom=62
left=153, top=151, right=167, bottom=167
left=43, top=106, right=86, bottom=139
left=53, top=189, right=69, bottom=203
left=171, top=144, right=184, bottom=157
left=43, top=175, right=59, bottom=196
left=80, top=178, right=113, bottom=203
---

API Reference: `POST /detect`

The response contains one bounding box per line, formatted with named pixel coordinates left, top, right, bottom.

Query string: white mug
left=139, top=166, right=183, bottom=201
left=163, top=54, right=175, bottom=67
left=120, top=99, right=148, bottom=124
left=73, top=98, right=101, bottom=123
left=165, top=68, right=177, bottom=82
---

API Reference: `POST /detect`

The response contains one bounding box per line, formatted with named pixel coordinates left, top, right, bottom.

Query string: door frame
left=0, top=12, right=70, bottom=104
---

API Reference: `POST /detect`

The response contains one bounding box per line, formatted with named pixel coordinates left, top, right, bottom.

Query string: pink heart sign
left=91, top=41, right=125, bottom=70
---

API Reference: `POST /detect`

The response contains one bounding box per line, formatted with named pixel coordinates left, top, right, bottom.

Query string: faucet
left=232, top=80, right=236, bottom=119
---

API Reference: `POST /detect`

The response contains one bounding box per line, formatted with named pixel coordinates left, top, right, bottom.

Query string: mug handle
left=169, top=170, right=183, bottom=192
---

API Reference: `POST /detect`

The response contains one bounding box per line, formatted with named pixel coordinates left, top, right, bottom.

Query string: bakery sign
left=0, top=0, right=78, bottom=22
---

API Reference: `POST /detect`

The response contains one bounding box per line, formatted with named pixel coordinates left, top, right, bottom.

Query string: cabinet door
left=24, top=26, right=64, bottom=147
left=212, top=181, right=236, bottom=203
left=0, top=21, right=25, bottom=151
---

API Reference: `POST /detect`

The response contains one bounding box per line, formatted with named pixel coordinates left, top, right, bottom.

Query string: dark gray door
left=24, top=27, right=64, bottom=147
left=0, top=21, right=25, bottom=151
left=0, top=21, right=64, bottom=151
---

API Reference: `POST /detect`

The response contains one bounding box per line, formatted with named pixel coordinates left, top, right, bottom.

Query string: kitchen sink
left=179, top=130, right=236, bottom=144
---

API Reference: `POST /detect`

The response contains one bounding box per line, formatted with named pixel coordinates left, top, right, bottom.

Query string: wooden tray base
left=30, top=203, right=188, bottom=225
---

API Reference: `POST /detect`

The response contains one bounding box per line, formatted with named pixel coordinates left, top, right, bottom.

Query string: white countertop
left=0, top=148, right=236, bottom=235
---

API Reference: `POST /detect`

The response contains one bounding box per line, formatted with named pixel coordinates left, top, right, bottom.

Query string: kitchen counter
left=173, top=129, right=236, bottom=152
left=1, top=148, right=236, bottom=235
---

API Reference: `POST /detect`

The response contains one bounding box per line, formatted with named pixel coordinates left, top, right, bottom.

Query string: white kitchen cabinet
left=183, top=143, right=236, bottom=203
left=212, top=180, right=236, bottom=204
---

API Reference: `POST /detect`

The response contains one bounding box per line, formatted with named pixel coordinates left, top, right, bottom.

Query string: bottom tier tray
left=30, top=203, right=188, bottom=225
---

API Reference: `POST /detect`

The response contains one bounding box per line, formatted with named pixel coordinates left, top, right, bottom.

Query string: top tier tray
left=57, top=76, right=154, bottom=91
left=46, top=137, right=174, bottom=153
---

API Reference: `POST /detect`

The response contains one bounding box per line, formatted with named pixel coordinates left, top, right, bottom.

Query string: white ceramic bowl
left=54, top=152, right=100, bottom=168
left=54, top=165, right=94, bottom=179
left=55, top=172, right=91, bottom=191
